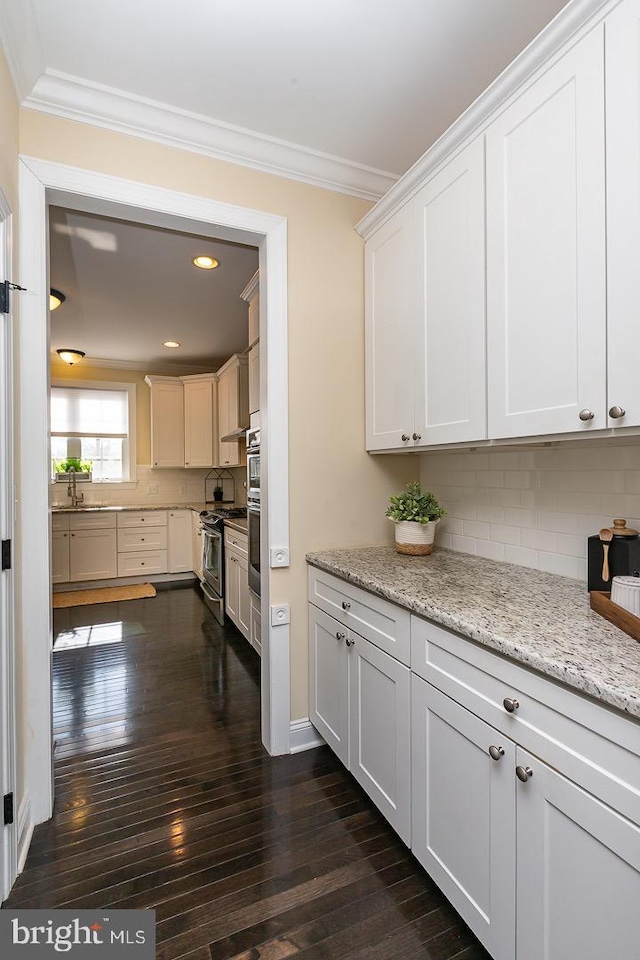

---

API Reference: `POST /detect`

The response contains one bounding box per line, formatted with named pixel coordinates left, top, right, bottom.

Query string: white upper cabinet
left=183, top=376, right=216, bottom=467
left=365, top=202, right=418, bottom=451
left=486, top=25, right=606, bottom=439
left=605, top=0, right=640, bottom=429
left=146, top=377, right=185, bottom=468
left=413, top=137, right=486, bottom=446
left=217, top=355, right=249, bottom=467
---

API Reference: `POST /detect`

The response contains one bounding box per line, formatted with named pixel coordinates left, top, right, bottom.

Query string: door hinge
left=3, top=792, right=13, bottom=826
left=1, top=539, right=11, bottom=571
left=0, top=280, right=27, bottom=314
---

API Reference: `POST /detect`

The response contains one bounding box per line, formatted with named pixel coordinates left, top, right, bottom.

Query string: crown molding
left=356, top=0, right=614, bottom=238
left=0, top=0, right=45, bottom=102
left=23, top=69, right=398, bottom=202
left=51, top=354, right=219, bottom=376
left=240, top=269, right=260, bottom=303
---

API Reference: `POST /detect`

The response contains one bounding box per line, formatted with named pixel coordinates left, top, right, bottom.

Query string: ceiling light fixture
left=192, top=256, right=219, bottom=270
left=50, top=289, right=66, bottom=310
left=56, top=349, right=85, bottom=366
left=163, top=341, right=181, bottom=348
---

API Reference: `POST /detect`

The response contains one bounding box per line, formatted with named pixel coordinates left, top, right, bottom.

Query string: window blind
left=51, top=386, right=129, bottom=438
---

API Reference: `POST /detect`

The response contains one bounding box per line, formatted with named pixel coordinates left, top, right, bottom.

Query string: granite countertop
left=224, top=517, right=248, bottom=533
left=52, top=503, right=206, bottom=514
left=306, top=546, right=640, bottom=721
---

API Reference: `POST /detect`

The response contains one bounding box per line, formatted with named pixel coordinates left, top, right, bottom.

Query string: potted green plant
left=386, top=481, right=445, bottom=555
left=213, top=484, right=224, bottom=502
left=53, top=457, right=93, bottom=483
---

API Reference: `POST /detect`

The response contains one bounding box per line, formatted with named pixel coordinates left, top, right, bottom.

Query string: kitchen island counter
left=307, top=545, right=640, bottom=720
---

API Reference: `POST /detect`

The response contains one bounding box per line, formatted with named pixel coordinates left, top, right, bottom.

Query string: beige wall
left=51, top=362, right=154, bottom=465
left=21, top=111, right=417, bottom=721
left=0, top=49, right=23, bottom=804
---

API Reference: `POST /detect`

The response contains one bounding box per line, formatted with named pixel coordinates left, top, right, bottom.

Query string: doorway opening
left=18, top=156, right=291, bottom=837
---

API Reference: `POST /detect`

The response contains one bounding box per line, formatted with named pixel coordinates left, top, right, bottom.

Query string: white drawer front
left=308, top=566, right=410, bottom=665
left=69, top=512, right=117, bottom=531
left=117, top=527, right=168, bottom=552
left=411, top=614, right=640, bottom=825
left=116, top=550, right=167, bottom=577
left=224, top=528, right=248, bottom=559
left=117, top=511, right=168, bottom=528
left=51, top=513, right=70, bottom=531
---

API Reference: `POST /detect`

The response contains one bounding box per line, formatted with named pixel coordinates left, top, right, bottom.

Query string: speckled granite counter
left=307, top=546, right=640, bottom=720
left=51, top=503, right=205, bottom=513
left=224, top=517, right=248, bottom=533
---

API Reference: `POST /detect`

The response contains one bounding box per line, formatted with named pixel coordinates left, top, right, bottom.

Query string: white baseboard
left=290, top=718, right=325, bottom=754
left=17, top=792, right=34, bottom=874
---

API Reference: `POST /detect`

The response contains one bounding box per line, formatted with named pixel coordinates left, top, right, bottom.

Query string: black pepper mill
left=587, top=519, right=640, bottom=592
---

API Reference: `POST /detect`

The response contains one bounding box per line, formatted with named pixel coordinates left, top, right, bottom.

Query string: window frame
left=51, top=378, right=137, bottom=487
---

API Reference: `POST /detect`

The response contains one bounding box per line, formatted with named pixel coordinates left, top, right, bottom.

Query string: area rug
left=52, top=583, right=156, bottom=608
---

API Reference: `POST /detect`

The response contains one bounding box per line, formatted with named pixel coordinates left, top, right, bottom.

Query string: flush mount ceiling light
left=192, top=256, right=219, bottom=270
left=56, top=349, right=85, bottom=366
left=163, top=341, right=181, bottom=348
left=50, top=289, right=66, bottom=310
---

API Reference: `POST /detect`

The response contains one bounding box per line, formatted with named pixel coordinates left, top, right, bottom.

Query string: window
left=51, top=381, right=136, bottom=482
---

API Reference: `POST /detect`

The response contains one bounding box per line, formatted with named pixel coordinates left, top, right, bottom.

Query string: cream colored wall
left=21, top=111, right=417, bottom=721
left=51, top=363, right=153, bottom=465
left=0, top=49, right=23, bottom=807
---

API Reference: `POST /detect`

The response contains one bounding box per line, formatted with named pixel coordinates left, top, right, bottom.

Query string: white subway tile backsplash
left=421, top=438, right=640, bottom=582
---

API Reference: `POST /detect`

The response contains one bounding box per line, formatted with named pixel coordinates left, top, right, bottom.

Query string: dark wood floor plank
left=4, top=586, right=488, bottom=960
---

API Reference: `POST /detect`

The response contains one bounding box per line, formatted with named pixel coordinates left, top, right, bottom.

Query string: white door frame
left=18, top=155, right=291, bottom=827
left=0, top=189, right=17, bottom=899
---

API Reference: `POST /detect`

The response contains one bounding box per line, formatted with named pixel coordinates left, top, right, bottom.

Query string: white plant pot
left=392, top=518, right=438, bottom=556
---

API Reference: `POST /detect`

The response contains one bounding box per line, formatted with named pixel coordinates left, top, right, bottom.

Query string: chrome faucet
left=67, top=465, right=84, bottom=507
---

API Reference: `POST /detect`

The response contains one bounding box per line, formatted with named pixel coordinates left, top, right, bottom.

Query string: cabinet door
left=605, top=0, right=640, bottom=429
left=516, top=746, right=640, bottom=960
left=349, top=634, right=411, bottom=843
left=149, top=380, right=184, bottom=467
left=486, top=25, right=606, bottom=439
left=365, top=203, right=418, bottom=451
left=413, top=137, right=486, bottom=445
left=224, top=549, right=240, bottom=626
left=411, top=677, right=516, bottom=960
left=237, top=554, right=250, bottom=640
left=250, top=593, right=262, bottom=656
left=168, top=510, right=193, bottom=573
left=248, top=341, right=260, bottom=415
left=309, top=606, right=350, bottom=767
left=69, top=529, right=117, bottom=581
left=51, top=530, right=70, bottom=584
left=217, top=369, right=237, bottom=467
left=184, top=380, right=214, bottom=467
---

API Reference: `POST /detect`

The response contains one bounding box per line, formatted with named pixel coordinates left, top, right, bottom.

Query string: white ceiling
left=49, top=207, right=258, bottom=369
left=1, top=0, right=571, bottom=197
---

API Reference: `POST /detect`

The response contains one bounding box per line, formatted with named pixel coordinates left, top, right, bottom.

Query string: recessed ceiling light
left=192, top=256, right=219, bottom=270
left=50, top=289, right=66, bottom=310
left=163, top=341, right=181, bottom=348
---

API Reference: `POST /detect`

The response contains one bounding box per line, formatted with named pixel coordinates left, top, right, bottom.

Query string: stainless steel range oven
left=199, top=507, right=248, bottom=624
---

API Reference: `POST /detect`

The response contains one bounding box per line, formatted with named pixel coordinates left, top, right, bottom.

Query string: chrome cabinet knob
left=341, top=601, right=351, bottom=611
left=488, top=745, right=505, bottom=761
left=609, top=405, right=626, bottom=419
left=336, top=631, right=346, bottom=641
left=516, top=765, right=533, bottom=782
left=578, top=409, right=594, bottom=421
left=401, top=434, right=410, bottom=442
left=345, top=637, right=355, bottom=647
left=412, top=433, right=422, bottom=441
left=503, top=697, right=520, bottom=713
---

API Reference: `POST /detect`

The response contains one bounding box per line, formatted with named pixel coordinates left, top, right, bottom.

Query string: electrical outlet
left=147, top=483, right=158, bottom=495
left=179, top=483, right=187, bottom=495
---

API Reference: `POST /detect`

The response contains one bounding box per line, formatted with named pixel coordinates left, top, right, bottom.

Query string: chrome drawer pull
left=516, top=765, right=533, bottom=782
left=341, top=601, right=351, bottom=611
left=503, top=697, right=520, bottom=713
left=488, top=745, right=504, bottom=761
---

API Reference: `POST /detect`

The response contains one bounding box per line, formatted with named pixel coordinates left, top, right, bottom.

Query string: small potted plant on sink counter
left=386, top=481, right=445, bottom=555
left=53, top=457, right=93, bottom=483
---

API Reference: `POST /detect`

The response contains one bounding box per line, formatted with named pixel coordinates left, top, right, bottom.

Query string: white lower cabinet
left=51, top=530, right=70, bottom=584
left=250, top=591, right=262, bottom=656
left=167, top=510, right=192, bottom=573
left=309, top=602, right=411, bottom=843
left=224, top=527, right=250, bottom=640
left=411, top=676, right=516, bottom=960
left=69, top=528, right=117, bottom=582
left=192, top=510, right=204, bottom=581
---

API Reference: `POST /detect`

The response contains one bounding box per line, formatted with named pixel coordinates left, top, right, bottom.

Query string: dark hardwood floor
left=6, top=586, right=490, bottom=960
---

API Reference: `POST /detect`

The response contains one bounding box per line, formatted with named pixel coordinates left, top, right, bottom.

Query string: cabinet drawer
left=411, top=614, right=640, bottom=825
left=69, top=512, right=117, bottom=531
left=51, top=513, right=70, bottom=532
left=224, top=527, right=248, bottom=559
left=117, top=551, right=167, bottom=577
left=117, top=511, right=168, bottom=528
left=117, top=527, right=168, bottom=552
left=308, top=566, right=410, bottom=665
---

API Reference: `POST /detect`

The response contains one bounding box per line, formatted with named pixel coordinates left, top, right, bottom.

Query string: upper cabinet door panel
left=606, top=0, right=640, bottom=429
left=414, top=137, right=487, bottom=445
left=184, top=380, right=214, bottom=467
left=486, top=26, right=606, bottom=439
left=365, top=205, right=418, bottom=451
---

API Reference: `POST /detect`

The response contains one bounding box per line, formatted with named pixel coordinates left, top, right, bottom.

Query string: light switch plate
left=270, top=604, right=290, bottom=626
left=270, top=547, right=290, bottom=567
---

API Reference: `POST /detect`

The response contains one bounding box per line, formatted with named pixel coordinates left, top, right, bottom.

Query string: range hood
left=220, top=427, right=248, bottom=442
